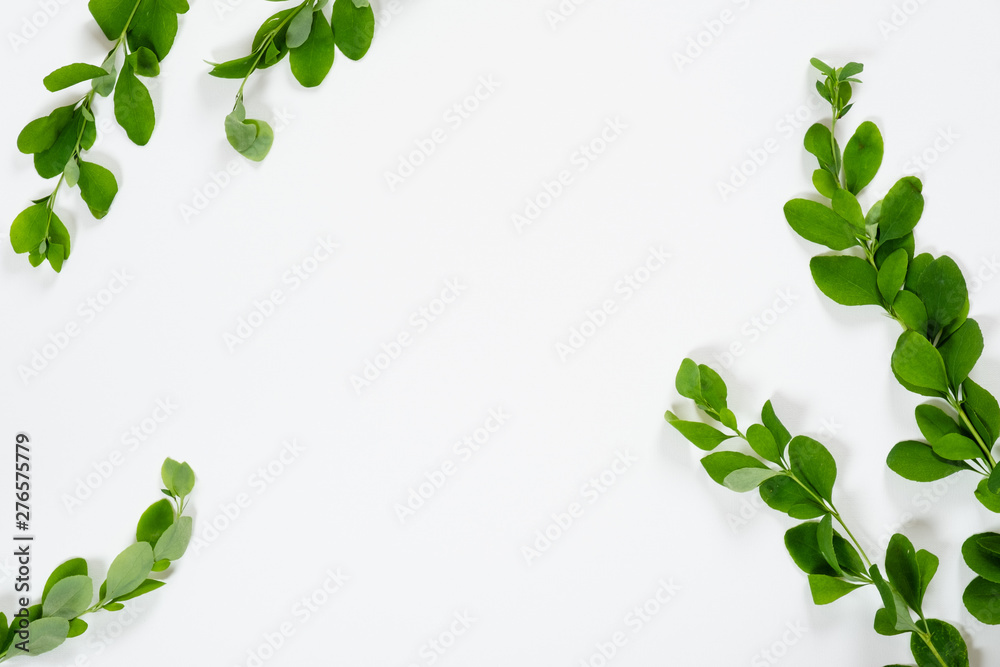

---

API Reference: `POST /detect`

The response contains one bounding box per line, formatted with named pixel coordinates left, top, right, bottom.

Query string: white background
left=2, top=0, right=1000, bottom=665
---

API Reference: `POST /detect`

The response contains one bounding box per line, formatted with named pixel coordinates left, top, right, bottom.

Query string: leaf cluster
left=11, top=0, right=188, bottom=272
left=208, top=0, right=375, bottom=161
left=0, top=458, right=195, bottom=661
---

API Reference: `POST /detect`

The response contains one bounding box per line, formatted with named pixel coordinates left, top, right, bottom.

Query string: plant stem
left=236, top=1, right=310, bottom=101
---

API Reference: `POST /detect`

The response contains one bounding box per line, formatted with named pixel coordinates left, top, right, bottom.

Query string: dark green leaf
left=893, top=290, right=928, bottom=334
left=67, top=618, right=88, bottom=638
left=885, top=533, right=922, bottom=614
left=870, top=564, right=919, bottom=635
left=128, top=0, right=182, bottom=61
left=699, top=451, right=768, bottom=488
left=788, top=435, right=836, bottom=502
left=129, top=46, right=161, bottom=77
left=746, top=424, right=781, bottom=464
left=10, top=204, right=49, bottom=254
left=842, top=121, right=883, bottom=194
left=88, top=0, right=134, bottom=41
left=874, top=233, right=914, bottom=269
left=208, top=53, right=260, bottom=79
left=831, top=189, right=864, bottom=230
left=785, top=522, right=836, bottom=575
left=817, top=514, right=842, bottom=575
left=916, top=549, right=939, bottom=610
left=808, top=574, right=863, bottom=605
left=963, top=378, right=999, bottom=447
left=665, top=411, right=732, bottom=451
left=962, top=533, right=1000, bottom=584
left=963, top=576, right=1000, bottom=625
left=697, top=364, right=727, bottom=412
left=810, top=255, right=881, bottom=306
left=34, top=111, right=83, bottom=179
left=879, top=177, right=924, bottom=242
left=810, top=58, right=834, bottom=76
left=136, top=499, right=174, bottom=546
left=803, top=123, right=833, bottom=166
left=113, top=578, right=165, bottom=602
left=675, top=358, right=702, bottom=402
left=915, top=256, right=968, bottom=334
left=975, top=478, right=1000, bottom=513
left=932, top=433, right=982, bottom=461
left=910, top=619, right=969, bottom=667
left=78, top=161, right=119, bottom=219
left=878, top=249, right=908, bottom=303
left=784, top=199, right=859, bottom=251
left=43, top=63, right=110, bottom=92
left=291, top=11, right=336, bottom=88
left=887, top=440, right=970, bottom=482
left=332, top=0, right=375, bottom=60
left=891, top=331, right=949, bottom=395
left=840, top=62, right=863, bottom=78
left=915, top=404, right=961, bottom=444
left=812, top=169, right=838, bottom=199
left=761, top=400, right=791, bottom=453
left=759, top=475, right=825, bottom=519
left=114, top=60, right=155, bottom=145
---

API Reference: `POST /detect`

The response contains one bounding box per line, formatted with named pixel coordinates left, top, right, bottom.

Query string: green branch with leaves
left=783, top=59, right=1000, bottom=513
left=10, top=0, right=188, bottom=273
left=208, top=0, right=375, bottom=161
left=667, top=360, right=968, bottom=667
left=0, top=459, right=195, bottom=661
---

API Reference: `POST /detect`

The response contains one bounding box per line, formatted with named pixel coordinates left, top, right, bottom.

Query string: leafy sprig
left=783, top=59, right=1000, bottom=512
left=0, top=458, right=195, bottom=661
left=208, top=0, right=375, bottom=161
left=11, top=0, right=188, bottom=273
left=667, top=359, right=968, bottom=667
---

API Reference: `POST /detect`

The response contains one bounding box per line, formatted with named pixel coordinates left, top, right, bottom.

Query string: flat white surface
left=2, top=0, right=1000, bottom=665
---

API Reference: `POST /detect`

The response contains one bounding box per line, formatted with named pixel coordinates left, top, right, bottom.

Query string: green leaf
left=812, top=169, right=838, bottom=198
left=831, top=189, right=864, bottom=230
left=42, top=558, right=88, bottom=604
left=975, top=478, right=1000, bottom=513
left=331, top=0, right=375, bottom=60
left=113, top=578, right=165, bottom=603
left=697, top=364, right=727, bottom=412
left=675, top=358, right=702, bottom=402
left=128, top=0, right=183, bottom=61
left=963, top=533, right=1000, bottom=584
left=875, top=233, right=914, bottom=268
left=137, top=499, right=174, bottom=546
left=208, top=53, right=260, bottom=79
left=887, top=440, right=970, bottom=482
left=34, top=111, right=83, bottom=178
left=89, top=0, right=134, bottom=41
left=103, top=542, right=154, bottom=602
left=915, top=404, right=961, bottom=444
left=746, top=424, right=781, bottom=464
left=718, top=408, right=738, bottom=431
left=878, top=249, right=908, bottom=303
left=910, top=619, right=969, bottom=667
left=42, top=575, right=93, bottom=620
left=239, top=119, right=274, bottom=161
left=665, top=411, right=732, bottom=451
left=784, top=199, right=859, bottom=251
left=286, top=1, right=315, bottom=49
left=803, top=123, right=834, bottom=166
left=24, top=618, right=69, bottom=656
left=905, top=253, right=933, bottom=292
left=810, top=255, right=881, bottom=306
left=842, top=121, right=883, bottom=194
left=43, top=63, right=110, bottom=92
left=759, top=475, right=825, bottom=519
left=171, top=461, right=195, bottom=497
left=816, top=514, right=842, bottom=574
left=963, top=576, right=1000, bottom=625
left=700, top=451, right=768, bottom=487
left=810, top=58, right=834, bottom=76
left=931, top=433, right=982, bottom=461
left=916, top=549, right=939, bottom=610
left=722, top=468, right=782, bottom=493
left=808, top=574, right=863, bottom=605
left=77, top=161, right=119, bottom=219
left=879, top=177, right=924, bottom=242
left=785, top=522, right=836, bottom=575
left=840, top=62, right=863, bottom=78
left=67, top=618, right=88, bottom=638
left=291, top=10, right=336, bottom=87
left=834, top=535, right=867, bottom=577
left=891, top=331, right=949, bottom=395
left=885, top=533, right=922, bottom=615
left=64, top=156, right=80, bottom=188
left=870, top=564, right=919, bottom=635
left=94, top=52, right=117, bottom=97
left=963, top=378, right=1000, bottom=447
left=154, top=516, right=192, bottom=560
left=103, top=602, right=125, bottom=611
left=10, top=204, right=49, bottom=254
left=129, top=46, right=161, bottom=77
left=893, top=290, right=928, bottom=334
left=761, top=400, right=791, bottom=454
left=114, top=60, right=155, bottom=145
left=915, top=256, right=968, bottom=334
left=17, top=114, right=66, bottom=154
left=788, top=435, right=836, bottom=502
left=151, top=559, right=171, bottom=572
left=48, top=214, right=71, bottom=261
